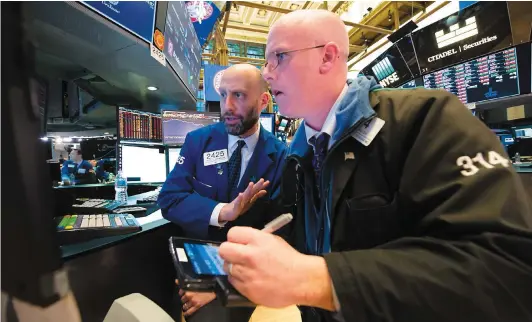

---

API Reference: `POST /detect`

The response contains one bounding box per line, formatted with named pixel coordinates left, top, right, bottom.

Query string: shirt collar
left=305, top=84, right=348, bottom=145
left=228, top=124, right=260, bottom=152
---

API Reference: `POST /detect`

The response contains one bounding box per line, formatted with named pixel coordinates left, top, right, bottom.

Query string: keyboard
left=135, top=187, right=161, bottom=205
left=72, top=199, right=126, bottom=213
left=55, top=214, right=141, bottom=245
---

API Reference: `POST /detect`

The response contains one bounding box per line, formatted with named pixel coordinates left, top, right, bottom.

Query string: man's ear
left=260, top=92, right=270, bottom=110
left=319, top=42, right=340, bottom=74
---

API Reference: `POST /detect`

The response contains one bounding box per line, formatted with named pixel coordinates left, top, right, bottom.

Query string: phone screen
left=184, top=243, right=227, bottom=276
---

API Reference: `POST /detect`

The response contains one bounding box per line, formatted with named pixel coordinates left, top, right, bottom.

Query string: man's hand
left=219, top=179, right=270, bottom=223
left=218, top=227, right=336, bottom=310
left=176, top=280, right=216, bottom=317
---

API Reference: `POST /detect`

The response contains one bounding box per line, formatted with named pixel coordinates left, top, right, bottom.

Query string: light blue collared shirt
left=304, top=84, right=348, bottom=149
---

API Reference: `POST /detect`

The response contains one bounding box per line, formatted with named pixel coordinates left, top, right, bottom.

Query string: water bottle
left=69, top=173, right=76, bottom=186
left=115, top=170, right=128, bottom=203
left=515, top=152, right=521, bottom=163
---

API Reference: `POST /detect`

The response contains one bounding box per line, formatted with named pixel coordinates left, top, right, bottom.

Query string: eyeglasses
left=264, top=45, right=325, bottom=72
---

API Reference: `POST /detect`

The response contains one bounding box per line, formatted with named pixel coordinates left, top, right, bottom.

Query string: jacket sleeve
left=324, top=90, right=532, bottom=322
left=157, top=133, right=218, bottom=238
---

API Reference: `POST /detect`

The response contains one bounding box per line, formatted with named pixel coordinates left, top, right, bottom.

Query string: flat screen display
left=514, top=126, right=532, bottom=139
left=164, top=1, right=202, bottom=96
left=399, top=79, right=417, bottom=89
left=260, top=113, right=275, bottom=134
left=184, top=243, right=226, bottom=276
left=423, top=47, right=519, bottom=104
left=121, top=145, right=166, bottom=182
left=82, top=1, right=156, bottom=43
left=395, top=35, right=422, bottom=78
left=168, top=147, right=182, bottom=172
left=413, top=1, right=512, bottom=74
left=361, top=45, right=413, bottom=88
left=162, top=111, right=220, bottom=146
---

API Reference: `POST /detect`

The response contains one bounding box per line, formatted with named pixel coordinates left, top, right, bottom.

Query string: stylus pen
left=261, top=213, right=293, bottom=233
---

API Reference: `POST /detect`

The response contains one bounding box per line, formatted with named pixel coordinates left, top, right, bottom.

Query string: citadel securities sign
left=412, top=1, right=512, bottom=73
left=427, top=35, right=498, bottom=63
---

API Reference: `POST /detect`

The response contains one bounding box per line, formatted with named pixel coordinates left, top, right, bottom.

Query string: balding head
left=219, top=63, right=270, bottom=137
left=271, top=10, right=349, bottom=60
left=263, top=9, right=349, bottom=129
left=223, top=63, right=269, bottom=93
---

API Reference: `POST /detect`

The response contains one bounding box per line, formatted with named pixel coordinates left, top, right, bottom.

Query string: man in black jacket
left=218, top=9, right=532, bottom=322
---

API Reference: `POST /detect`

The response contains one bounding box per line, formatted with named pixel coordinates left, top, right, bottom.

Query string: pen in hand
left=261, top=213, right=293, bottom=234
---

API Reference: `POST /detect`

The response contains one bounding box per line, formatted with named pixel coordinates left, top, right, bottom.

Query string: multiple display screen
left=412, top=1, right=512, bottom=74
left=162, top=111, right=220, bottom=146
left=359, top=2, right=525, bottom=104
left=423, top=47, right=519, bottom=104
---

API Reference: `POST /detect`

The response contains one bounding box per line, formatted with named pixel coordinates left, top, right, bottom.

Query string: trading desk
left=62, top=190, right=184, bottom=322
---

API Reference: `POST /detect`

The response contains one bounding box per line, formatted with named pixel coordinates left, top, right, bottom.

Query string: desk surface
left=61, top=190, right=169, bottom=259
left=55, top=182, right=162, bottom=189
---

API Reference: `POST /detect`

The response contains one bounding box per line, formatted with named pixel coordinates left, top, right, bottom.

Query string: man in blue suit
left=158, top=64, right=287, bottom=321
left=61, top=148, right=95, bottom=185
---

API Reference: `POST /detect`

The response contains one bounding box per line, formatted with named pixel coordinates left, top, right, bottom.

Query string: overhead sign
left=204, top=65, right=228, bottom=101
left=361, top=45, right=414, bottom=88
left=150, top=28, right=166, bottom=67
left=164, top=1, right=202, bottom=97
left=185, top=1, right=222, bottom=46
left=82, top=1, right=156, bottom=43
left=413, top=1, right=512, bottom=74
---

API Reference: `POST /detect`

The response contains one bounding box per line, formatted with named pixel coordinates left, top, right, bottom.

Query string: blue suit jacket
left=158, top=122, right=288, bottom=240
left=61, top=160, right=94, bottom=184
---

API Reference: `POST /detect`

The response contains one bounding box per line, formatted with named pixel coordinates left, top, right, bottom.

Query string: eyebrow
left=218, top=87, right=248, bottom=93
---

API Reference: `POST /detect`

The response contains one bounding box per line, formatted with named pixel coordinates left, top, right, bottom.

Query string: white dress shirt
left=210, top=125, right=261, bottom=227
left=304, top=84, right=348, bottom=147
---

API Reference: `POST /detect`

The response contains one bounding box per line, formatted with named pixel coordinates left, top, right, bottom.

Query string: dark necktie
left=308, top=133, right=330, bottom=199
left=228, top=140, right=246, bottom=199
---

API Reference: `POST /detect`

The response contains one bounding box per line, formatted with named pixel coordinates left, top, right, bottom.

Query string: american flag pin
left=344, top=152, right=355, bottom=161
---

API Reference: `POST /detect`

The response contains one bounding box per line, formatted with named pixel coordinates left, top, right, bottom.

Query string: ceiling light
left=63, top=138, right=72, bottom=143
left=40, top=137, right=48, bottom=141
left=104, top=132, right=110, bottom=135
left=147, top=86, right=158, bottom=91
left=56, top=137, right=63, bottom=144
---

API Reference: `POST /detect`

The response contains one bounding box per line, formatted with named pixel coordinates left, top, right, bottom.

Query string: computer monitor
left=514, top=126, right=532, bottom=139
left=277, top=116, right=292, bottom=133
left=162, top=111, right=220, bottom=146
left=167, top=147, right=182, bottom=173
left=260, top=113, right=275, bottom=134
left=121, top=145, right=166, bottom=183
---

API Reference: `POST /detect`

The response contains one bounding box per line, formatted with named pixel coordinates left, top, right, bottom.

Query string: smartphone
left=168, top=236, right=255, bottom=307
left=168, top=237, right=221, bottom=291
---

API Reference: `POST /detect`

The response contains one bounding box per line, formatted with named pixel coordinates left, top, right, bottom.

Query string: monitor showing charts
left=260, top=113, right=275, bottom=134
left=121, top=145, right=166, bottom=183
left=423, top=47, right=519, bottom=104
left=162, top=111, right=220, bottom=146
left=412, top=1, right=512, bottom=74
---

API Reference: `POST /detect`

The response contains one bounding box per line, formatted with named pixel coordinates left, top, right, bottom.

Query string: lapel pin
left=216, top=164, right=223, bottom=175
left=250, top=176, right=256, bottom=182
left=344, top=152, right=355, bottom=161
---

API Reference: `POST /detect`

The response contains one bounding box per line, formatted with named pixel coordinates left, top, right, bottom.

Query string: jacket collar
left=208, top=121, right=278, bottom=156
left=289, top=76, right=381, bottom=158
